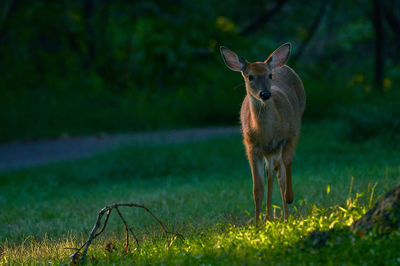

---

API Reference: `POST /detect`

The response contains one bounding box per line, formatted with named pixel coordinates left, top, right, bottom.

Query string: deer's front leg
left=265, top=158, right=275, bottom=221
left=248, top=151, right=264, bottom=225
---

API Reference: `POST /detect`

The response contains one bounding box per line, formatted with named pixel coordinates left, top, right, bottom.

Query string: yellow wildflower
left=348, top=74, right=364, bottom=86
left=216, top=16, right=235, bottom=33
left=383, top=78, right=391, bottom=92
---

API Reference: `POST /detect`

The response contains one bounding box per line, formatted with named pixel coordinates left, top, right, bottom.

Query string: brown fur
left=221, top=44, right=306, bottom=224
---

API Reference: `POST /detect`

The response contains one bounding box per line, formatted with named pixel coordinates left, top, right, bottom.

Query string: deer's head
left=220, top=43, right=291, bottom=103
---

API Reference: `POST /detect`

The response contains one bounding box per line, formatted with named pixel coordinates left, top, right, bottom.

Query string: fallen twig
left=68, top=202, right=183, bottom=264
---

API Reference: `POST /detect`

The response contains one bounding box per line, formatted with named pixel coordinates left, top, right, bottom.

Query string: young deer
left=220, top=43, right=306, bottom=223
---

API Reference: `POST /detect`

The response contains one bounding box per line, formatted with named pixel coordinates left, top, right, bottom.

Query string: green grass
left=0, top=79, right=243, bottom=142
left=1, top=121, right=399, bottom=265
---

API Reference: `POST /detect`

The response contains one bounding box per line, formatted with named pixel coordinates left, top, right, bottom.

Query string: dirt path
left=0, top=126, right=240, bottom=172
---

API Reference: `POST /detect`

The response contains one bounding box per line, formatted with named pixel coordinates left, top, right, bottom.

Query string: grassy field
left=1, top=121, right=399, bottom=265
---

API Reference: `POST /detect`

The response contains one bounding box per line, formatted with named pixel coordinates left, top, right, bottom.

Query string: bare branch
left=241, top=0, right=288, bottom=36
left=115, top=207, right=132, bottom=252
left=129, top=228, right=140, bottom=250
left=292, top=0, right=332, bottom=63
left=94, top=209, right=112, bottom=238
left=69, top=202, right=183, bottom=264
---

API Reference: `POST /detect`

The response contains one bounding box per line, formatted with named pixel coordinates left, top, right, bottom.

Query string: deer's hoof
left=285, top=191, right=294, bottom=204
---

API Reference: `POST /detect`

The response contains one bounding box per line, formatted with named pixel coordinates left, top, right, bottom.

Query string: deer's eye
left=248, top=75, right=254, bottom=81
left=269, top=74, right=272, bottom=79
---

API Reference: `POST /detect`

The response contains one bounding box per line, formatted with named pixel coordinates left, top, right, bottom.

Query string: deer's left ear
left=220, top=46, right=247, bottom=72
left=265, top=43, right=291, bottom=69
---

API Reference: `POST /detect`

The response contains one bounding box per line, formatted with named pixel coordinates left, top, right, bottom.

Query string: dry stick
left=129, top=228, right=140, bottom=250
left=71, top=203, right=183, bottom=263
left=115, top=206, right=132, bottom=252
left=121, top=203, right=184, bottom=243
left=69, top=209, right=112, bottom=261
left=94, top=209, right=112, bottom=238
left=80, top=205, right=112, bottom=260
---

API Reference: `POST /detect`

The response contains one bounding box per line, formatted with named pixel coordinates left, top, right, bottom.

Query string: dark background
left=0, top=0, right=399, bottom=142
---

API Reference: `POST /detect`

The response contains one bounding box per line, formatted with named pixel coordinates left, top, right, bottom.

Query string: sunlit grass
left=3, top=194, right=399, bottom=265
left=1, top=121, right=399, bottom=264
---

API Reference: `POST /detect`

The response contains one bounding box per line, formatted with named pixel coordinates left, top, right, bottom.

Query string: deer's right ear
left=265, top=43, right=291, bottom=69
left=220, top=46, right=247, bottom=72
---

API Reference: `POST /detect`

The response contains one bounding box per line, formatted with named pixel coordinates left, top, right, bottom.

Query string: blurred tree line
left=0, top=0, right=399, bottom=141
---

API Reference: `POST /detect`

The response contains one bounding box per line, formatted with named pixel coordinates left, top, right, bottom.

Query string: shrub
left=338, top=94, right=400, bottom=141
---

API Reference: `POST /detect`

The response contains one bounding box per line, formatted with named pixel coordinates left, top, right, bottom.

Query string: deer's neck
left=248, top=95, right=273, bottom=131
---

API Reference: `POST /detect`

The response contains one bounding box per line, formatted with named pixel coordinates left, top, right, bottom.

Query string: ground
left=0, top=126, right=238, bottom=171
left=1, top=121, right=399, bottom=265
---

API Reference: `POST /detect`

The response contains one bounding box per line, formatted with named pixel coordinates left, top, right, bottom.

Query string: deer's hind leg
left=277, top=158, right=289, bottom=220
left=282, top=139, right=296, bottom=204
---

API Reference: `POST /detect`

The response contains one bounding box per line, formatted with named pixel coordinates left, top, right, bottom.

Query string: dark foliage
left=0, top=0, right=399, bottom=141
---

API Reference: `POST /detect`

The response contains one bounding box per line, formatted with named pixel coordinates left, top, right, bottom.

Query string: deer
left=220, top=43, right=306, bottom=224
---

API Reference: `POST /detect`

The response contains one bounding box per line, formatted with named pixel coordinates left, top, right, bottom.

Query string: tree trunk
left=384, top=1, right=400, bottom=56
left=83, top=0, right=95, bottom=69
left=373, top=0, right=384, bottom=91
left=307, top=183, right=400, bottom=248
left=0, top=0, right=17, bottom=43
left=351, top=183, right=400, bottom=234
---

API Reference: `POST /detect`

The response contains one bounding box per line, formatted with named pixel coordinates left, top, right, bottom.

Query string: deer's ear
left=265, top=43, right=291, bottom=69
left=220, top=46, right=247, bottom=72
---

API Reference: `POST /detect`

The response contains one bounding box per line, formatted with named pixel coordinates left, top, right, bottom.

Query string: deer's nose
left=259, top=91, right=271, bottom=100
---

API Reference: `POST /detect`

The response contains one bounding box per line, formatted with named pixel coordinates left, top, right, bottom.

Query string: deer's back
left=272, top=65, right=306, bottom=119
